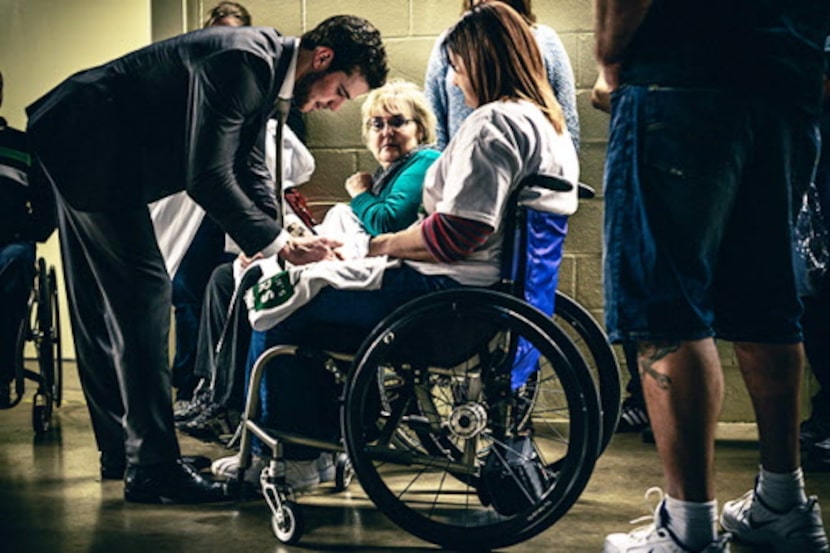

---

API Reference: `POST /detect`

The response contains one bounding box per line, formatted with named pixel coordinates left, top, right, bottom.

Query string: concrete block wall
left=218, top=0, right=823, bottom=422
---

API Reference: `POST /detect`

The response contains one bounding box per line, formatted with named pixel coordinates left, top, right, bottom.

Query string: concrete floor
left=2, top=363, right=829, bottom=553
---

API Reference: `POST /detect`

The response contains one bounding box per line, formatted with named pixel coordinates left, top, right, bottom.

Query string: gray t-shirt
left=406, top=100, right=578, bottom=287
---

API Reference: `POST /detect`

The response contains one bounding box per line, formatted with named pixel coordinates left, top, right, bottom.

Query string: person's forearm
left=594, top=0, right=652, bottom=65
left=591, top=72, right=612, bottom=113
left=367, top=223, right=437, bottom=262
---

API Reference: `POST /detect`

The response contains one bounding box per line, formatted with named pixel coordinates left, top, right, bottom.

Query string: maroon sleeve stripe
left=421, top=213, right=493, bottom=262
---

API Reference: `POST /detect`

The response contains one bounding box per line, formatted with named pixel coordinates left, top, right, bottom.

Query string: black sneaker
left=800, top=416, right=830, bottom=452
left=616, top=396, right=650, bottom=433
left=177, top=403, right=237, bottom=442
left=804, top=436, right=830, bottom=472
left=173, top=388, right=210, bottom=423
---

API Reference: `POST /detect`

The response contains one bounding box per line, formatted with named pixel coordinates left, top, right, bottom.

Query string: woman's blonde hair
left=203, top=2, right=251, bottom=28
left=444, top=2, right=564, bottom=133
left=360, top=79, right=437, bottom=145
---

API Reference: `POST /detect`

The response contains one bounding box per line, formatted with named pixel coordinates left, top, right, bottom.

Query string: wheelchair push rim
left=343, top=288, right=601, bottom=551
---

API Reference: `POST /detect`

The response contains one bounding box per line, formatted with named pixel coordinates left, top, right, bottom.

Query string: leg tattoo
left=638, top=341, right=680, bottom=390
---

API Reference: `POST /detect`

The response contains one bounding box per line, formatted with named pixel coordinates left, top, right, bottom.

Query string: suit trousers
left=55, top=189, right=179, bottom=466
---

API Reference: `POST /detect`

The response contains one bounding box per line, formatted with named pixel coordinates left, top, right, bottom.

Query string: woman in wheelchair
left=216, top=0, right=580, bottom=495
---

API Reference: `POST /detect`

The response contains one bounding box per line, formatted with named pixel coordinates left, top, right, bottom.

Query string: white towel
left=245, top=255, right=400, bottom=331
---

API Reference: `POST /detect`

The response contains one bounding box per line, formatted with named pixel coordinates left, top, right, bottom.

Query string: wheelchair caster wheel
left=271, top=500, right=303, bottom=544
left=32, top=392, right=52, bottom=434
left=334, top=453, right=353, bottom=492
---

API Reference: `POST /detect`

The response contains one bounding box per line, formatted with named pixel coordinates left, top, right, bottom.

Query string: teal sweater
left=349, top=148, right=440, bottom=237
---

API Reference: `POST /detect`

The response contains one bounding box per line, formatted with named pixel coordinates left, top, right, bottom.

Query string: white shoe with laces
left=604, top=488, right=731, bottom=553
left=210, top=453, right=268, bottom=487
left=211, top=452, right=332, bottom=492
left=720, top=486, right=829, bottom=552
left=316, top=452, right=335, bottom=483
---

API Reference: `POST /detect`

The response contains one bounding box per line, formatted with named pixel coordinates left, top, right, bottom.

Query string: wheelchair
left=235, top=176, right=621, bottom=550
left=7, top=257, right=63, bottom=434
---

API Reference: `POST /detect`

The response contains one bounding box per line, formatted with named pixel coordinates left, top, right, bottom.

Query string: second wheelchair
left=5, top=256, right=63, bottom=434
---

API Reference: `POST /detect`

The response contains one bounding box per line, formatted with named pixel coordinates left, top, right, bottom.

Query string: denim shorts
left=603, top=84, right=817, bottom=344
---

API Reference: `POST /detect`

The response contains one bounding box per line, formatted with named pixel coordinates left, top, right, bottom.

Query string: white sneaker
left=721, top=487, right=829, bottom=552
left=277, top=459, right=320, bottom=492
left=210, top=454, right=267, bottom=486
left=317, top=453, right=335, bottom=483
left=604, top=488, right=731, bottom=553
left=212, top=452, right=333, bottom=493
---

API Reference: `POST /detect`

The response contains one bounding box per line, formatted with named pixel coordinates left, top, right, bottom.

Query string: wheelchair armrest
left=577, top=183, right=596, bottom=199
left=518, top=174, right=596, bottom=199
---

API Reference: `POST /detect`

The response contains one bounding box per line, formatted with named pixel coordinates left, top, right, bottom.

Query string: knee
left=734, top=341, right=803, bottom=380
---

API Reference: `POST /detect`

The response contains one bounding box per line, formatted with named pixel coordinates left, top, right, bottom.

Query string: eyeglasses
left=366, top=115, right=414, bottom=132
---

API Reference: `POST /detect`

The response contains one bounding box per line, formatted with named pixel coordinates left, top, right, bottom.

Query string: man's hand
left=345, top=172, right=372, bottom=198
left=238, top=251, right=264, bottom=270
left=280, top=235, right=344, bottom=265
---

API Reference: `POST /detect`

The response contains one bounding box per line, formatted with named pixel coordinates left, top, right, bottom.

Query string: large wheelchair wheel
left=11, top=259, right=62, bottom=432
left=11, top=297, right=34, bottom=409
left=32, top=259, right=62, bottom=432
left=344, top=289, right=601, bottom=551
left=553, top=290, right=620, bottom=454
left=37, top=261, right=63, bottom=409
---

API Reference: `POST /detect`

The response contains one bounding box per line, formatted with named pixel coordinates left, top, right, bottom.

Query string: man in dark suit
left=25, top=14, right=388, bottom=504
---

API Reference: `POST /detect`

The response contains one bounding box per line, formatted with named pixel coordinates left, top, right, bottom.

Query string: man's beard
left=292, top=70, right=327, bottom=112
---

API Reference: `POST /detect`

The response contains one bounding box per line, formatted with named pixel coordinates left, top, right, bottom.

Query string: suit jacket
left=26, top=26, right=294, bottom=256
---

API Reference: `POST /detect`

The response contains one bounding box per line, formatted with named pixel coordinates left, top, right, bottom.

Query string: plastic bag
left=478, top=435, right=552, bottom=516
left=794, top=181, right=830, bottom=297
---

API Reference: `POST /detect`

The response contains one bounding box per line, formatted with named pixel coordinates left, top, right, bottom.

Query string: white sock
left=757, top=465, right=808, bottom=512
left=663, top=495, right=717, bottom=551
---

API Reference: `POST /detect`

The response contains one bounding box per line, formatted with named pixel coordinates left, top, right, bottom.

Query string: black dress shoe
left=124, top=459, right=230, bottom=504
left=100, top=450, right=127, bottom=480
left=181, top=455, right=211, bottom=472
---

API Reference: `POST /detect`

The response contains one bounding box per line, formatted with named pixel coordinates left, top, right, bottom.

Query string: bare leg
left=640, top=338, right=724, bottom=502
left=734, top=341, right=802, bottom=472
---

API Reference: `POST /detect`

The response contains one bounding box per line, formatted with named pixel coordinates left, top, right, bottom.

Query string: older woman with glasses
left=312, top=80, right=440, bottom=257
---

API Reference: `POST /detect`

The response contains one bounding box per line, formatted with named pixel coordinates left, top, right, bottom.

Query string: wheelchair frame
left=234, top=177, right=621, bottom=550
left=7, top=257, right=63, bottom=433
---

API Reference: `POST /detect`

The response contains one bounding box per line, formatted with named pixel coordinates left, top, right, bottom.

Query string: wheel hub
left=449, top=402, right=487, bottom=439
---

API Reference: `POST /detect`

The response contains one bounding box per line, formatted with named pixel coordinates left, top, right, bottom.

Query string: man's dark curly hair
left=301, top=15, right=388, bottom=89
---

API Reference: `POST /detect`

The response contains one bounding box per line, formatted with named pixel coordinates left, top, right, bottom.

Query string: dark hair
left=444, top=2, right=563, bottom=132
left=461, top=0, right=536, bottom=24
left=301, top=15, right=388, bottom=90
left=204, top=2, right=252, bottom=28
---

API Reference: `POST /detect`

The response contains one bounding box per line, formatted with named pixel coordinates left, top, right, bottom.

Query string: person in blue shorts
left=597, top=1, right=828, bottom=551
